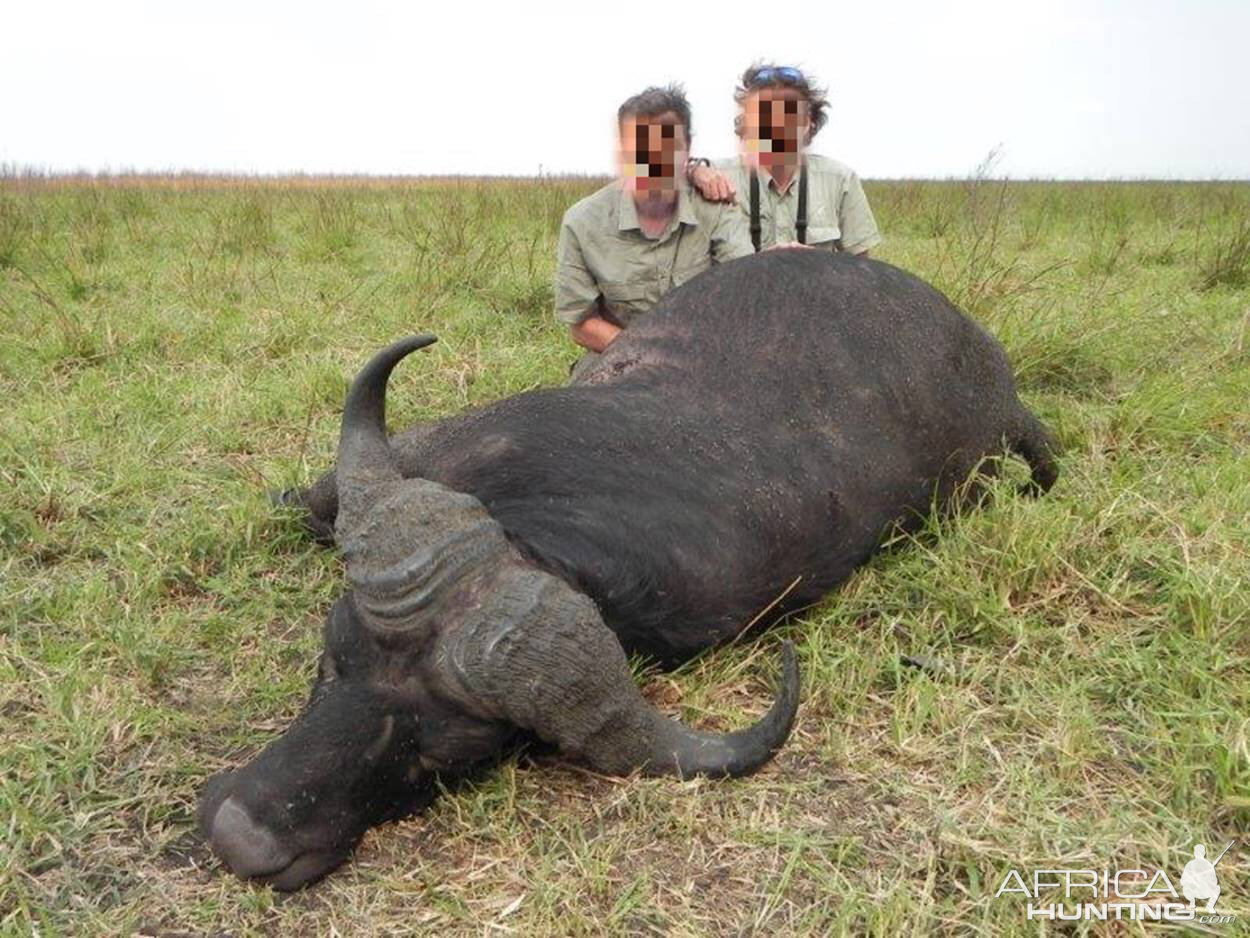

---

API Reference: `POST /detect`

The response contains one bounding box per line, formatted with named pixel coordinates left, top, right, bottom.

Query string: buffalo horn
left=445, top=568, right=801, bottom=779
left=335, top=333, right=438, bottom=530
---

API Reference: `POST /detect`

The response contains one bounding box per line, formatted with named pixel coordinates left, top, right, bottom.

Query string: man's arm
left=554, top=219, right=605, bottom=329
left=687, top=159, right=738, bottom=204
left=570, top=316, right=621, bottom=352
left=555, top=220, right=624, bottom=352
left=709, top=201, right=754, bottom=263
left=837, top=170, right=882, bottom=255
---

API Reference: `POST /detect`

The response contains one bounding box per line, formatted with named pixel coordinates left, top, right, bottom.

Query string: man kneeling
left=554, top=84, right=752, bottom=379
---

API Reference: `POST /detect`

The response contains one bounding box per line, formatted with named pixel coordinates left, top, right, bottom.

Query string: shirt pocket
left=804, top=224, right=841, bottom=249
left=599, top=281, right=650, bottom=327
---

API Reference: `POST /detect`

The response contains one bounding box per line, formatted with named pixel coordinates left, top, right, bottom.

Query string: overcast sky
left=4, top=0, right=1248, bottom=179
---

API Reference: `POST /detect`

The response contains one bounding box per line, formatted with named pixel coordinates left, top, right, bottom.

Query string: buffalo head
left=198, top=335, right=799, bottom=889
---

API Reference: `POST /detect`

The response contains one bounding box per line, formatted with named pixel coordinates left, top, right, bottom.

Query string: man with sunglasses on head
left=690, top=64, right=881, bottom=256
left=555, top=84, right=753, bottom=376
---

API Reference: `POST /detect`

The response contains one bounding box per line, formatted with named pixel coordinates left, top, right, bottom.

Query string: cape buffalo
left=198, top=249, right=1058, bottom=890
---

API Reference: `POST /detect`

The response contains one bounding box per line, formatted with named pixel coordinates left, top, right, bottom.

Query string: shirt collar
left=617, top=183, right=699, bottom=234
left=745, top=155, right=807, bottom=197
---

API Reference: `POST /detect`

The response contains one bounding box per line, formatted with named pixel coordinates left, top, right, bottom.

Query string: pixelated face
left=618, top=111, right=689, bottom=199
left=740, top=88, right=809, bottom=169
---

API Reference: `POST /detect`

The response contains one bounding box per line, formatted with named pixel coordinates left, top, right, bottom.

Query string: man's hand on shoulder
left=688, top=162, right=737, bottom=204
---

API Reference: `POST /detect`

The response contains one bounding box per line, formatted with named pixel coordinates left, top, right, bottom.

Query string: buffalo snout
left=205, top=796, right=291, bottom=877
left=197, top=682, right=425, bottom=890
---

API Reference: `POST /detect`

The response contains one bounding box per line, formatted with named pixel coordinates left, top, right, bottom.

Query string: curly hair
left=617, top=84, right=693, bottom=140
left=732, top=63, right=829, bottom=145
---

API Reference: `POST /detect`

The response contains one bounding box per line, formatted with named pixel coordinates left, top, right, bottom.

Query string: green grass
left=1, top=174, right=1248, bottom=936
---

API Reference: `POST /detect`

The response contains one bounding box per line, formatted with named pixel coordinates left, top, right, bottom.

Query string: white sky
left=3, top=0, right=1248, bottom=179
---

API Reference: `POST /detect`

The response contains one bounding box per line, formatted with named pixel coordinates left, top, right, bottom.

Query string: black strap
left=749, top=171, right=761, bottom=253
left=796, top=164, right=808, bottom=245
left=750, top=164, right=808, bottom=250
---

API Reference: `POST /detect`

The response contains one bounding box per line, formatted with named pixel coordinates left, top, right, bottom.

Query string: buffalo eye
left=317, top=651, right=340, bottom=683
left=361, top=715, right=396, bottom=763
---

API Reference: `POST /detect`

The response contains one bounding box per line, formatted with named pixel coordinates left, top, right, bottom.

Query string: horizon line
left=3, top=167, right=1248, bottom=188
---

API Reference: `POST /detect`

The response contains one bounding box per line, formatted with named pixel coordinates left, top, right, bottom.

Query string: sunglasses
left=753, top=66, right=804, bottom=84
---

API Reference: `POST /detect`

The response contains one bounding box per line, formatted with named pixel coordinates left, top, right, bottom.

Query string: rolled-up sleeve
left=554, top=220, right=600, bottom=325
left=838, top=171, right=882, bottom=254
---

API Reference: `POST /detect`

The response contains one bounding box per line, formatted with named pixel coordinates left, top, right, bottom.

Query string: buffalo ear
left=441, top=566, right=800, bottom=779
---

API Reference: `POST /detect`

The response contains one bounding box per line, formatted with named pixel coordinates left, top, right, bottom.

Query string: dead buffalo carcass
left=198, top=249, right=1058, bottom=890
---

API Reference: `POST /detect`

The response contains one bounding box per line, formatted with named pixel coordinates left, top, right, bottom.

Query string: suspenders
left=796, top=164, right=808, bottom=246
left=749, top=171, right=761, bottom=252
left=749, top=164, right=808, bottom=253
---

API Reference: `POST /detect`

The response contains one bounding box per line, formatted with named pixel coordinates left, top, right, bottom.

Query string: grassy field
left=1, top=172, right=1248, bottom=936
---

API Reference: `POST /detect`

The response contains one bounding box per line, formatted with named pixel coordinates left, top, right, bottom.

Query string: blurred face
left=618, top=111, right=689, bottom=204
left=740, top=87, right=810, bottom=171
left=198, top=596, right=512, bottom=890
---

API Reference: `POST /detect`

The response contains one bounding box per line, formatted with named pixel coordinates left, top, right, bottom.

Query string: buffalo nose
left=208, top=796, right=292, bottom=878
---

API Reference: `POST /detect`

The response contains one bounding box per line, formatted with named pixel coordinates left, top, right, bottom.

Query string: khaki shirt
left=554, top=183, right=753, bottom=327
left=715, top=153, right=881, bottom=254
